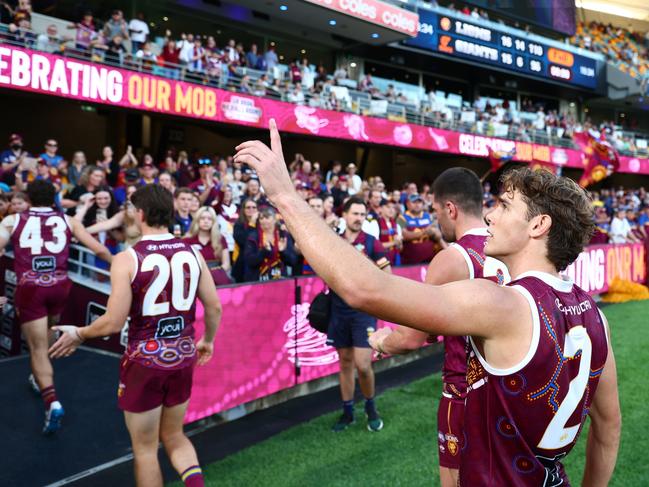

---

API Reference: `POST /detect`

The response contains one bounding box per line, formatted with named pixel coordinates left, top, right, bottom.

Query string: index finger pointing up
left=269, top=118, right=283, bottom=157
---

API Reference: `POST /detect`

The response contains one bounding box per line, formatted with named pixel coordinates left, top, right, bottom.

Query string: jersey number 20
left=141, top=251, right=200, bottom=317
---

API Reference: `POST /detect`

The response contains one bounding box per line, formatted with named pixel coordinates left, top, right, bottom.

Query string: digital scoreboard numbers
left=405, top=10, right=600, bottom=90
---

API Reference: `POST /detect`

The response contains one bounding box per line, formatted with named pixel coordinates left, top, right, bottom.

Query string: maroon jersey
left=461, top=272, right=609, bottom=486
left=11, top=207, right=72, bottom=286
left=126, top=234, right=203, bottom=370
left=443, top=228, right=509, bottom=399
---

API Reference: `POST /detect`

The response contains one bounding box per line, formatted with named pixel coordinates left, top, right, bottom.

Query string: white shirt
left=128, top=19, right=149, bottom=43
left=610, top=217, right=631, bottom=244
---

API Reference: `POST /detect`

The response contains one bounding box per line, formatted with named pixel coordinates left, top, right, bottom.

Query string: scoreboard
left=404, top=9, right=603, bottom=90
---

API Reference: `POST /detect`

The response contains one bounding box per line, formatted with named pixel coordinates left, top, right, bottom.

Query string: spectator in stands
left=177, top=32, right=194, bottom=71
left=128, top=12, right=149, bottom=54
left=609, top=208, right=633, bottom=243
left=398, top=193, right=440, bottom=265
left=36, top=24, right=69, bottom=53
left=244, top=177, right=267, bottom=207
left=135, top=41, right=157, bottom=69
left=3, top=0, right=31, bottom=24
left=105, top=34, right=128, bottom=65
left=346, top=163, right=362, bottom=195
left=159, top=171, right=176, bottom=194
left=186, top=36, right=205, bottom=78
left=8, top=17, right=34, bottom=47
left=377, top=199, right=402, bottom=266
left=10, top=191, right=30, bottom=213
left=75, top=186, right=121, bottom=268
left=160, top=39, right=181, bottom=79
left=252, top=75, right=268, bottom=97
left=103, top=10, right=129, bottom=42
left=240, top=75, right=252, bottom=94
left=289, top=59, right=302, bottom=84
left=264, top=45, right=278, bottom=71
left=138, top=156, right=158, bottom=185
left=171, top=187, right=194, bottom=236
left=244, top=206, right=296, bottom=281
left=232, top=198, right=258, bottom=282
left=185, top=206, right=232, bottom=285
left=287, top=83, right=305, bottom=104
left=38, top=139, right=64, bottom=168
left=0, top=193, right=10, bottom=220
left=68, top=11, right=96, bottom=52
left=1, top=134, right=29, bottom=186
left=96, top=145, right=119, bottom=187
left=61, top=165, right=106, bottom=214
left=190, top=158, right=221, bottom=206
left=246, top=43, right=259, bottom=69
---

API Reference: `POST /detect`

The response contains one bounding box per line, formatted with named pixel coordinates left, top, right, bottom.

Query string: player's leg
left=124, top=407, right=164, bottom=487
left=328, top=313, right=356, bottom=431
left=437, top=396, right=462, bottom=487
left=160, top=400, right=204, bottom=487
left=22, top=317, right=53, bottom=391
left=352, top=318, right=382, bottom=431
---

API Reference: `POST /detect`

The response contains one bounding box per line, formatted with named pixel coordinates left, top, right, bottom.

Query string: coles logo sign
left=303, top=0, right=419, bottom=36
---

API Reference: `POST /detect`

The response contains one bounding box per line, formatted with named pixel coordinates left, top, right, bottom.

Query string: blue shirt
left=39, top=153, right=64, bottom=168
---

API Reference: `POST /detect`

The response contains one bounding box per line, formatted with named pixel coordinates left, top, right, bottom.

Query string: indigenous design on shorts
left=127, top=337, right=196, bottom=370
left=19, top=270, right=68, bottom=287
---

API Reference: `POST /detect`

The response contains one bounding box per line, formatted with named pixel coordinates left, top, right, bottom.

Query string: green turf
left=170, top=301, right=648, bottom=487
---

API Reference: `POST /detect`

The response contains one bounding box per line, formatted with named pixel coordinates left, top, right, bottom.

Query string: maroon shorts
left=437, top=395, right=465, bottom=469
left=15, top=279, right=72, bottom=324
left=118, top=358, right=195, bottom=413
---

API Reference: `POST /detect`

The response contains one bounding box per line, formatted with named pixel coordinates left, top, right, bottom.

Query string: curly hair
left=500, top=168, right=594, bottom=272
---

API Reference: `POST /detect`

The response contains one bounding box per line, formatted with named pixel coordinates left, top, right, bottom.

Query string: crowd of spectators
left=570, top=21, right=649, bottom=84
left=0, top=132, right=647, bottom=288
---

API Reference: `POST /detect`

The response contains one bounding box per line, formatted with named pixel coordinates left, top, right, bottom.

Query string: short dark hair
left=432, top=168, right=483, bottom=217
left=500, top=168, right=594, bottom=272
left=27, top=180, right=56, bottom=207
left=131, top=184, right=174, bottom=228
left=174, top=187, right=194, bottom=199
left=342, top=196, right=366, bottom=213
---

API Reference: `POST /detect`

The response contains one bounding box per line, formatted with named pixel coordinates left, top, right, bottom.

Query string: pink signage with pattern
left=1, top=45, right=647, bottom=175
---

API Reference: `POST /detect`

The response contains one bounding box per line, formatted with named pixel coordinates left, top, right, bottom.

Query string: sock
left=41, top=385, right=57, bottom=409
left=342, top=400, right=354, bottom=418
left=365, top=397, right=377, bottom=417
left=181, top=466, right=204, bottom=487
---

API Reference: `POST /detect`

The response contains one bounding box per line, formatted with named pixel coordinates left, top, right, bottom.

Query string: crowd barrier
left=0, top=45, right=648, bottom=175
left=0, top=243, right=645, bottom=423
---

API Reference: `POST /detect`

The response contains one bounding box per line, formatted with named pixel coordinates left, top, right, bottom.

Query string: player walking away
left=375, top=167, right=510, bottom=487
left=0, top=180, right=113, bottom=434
left=328, top=196, right=391, bottom=433
left=50, top=184, right=222, bottom=487
left=234, top=121, right=621, bottom=486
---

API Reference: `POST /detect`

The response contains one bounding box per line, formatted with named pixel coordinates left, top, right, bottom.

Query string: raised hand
left=196, top=337, right=214, bottom=365
left=234, top=119, right=296, bottom=203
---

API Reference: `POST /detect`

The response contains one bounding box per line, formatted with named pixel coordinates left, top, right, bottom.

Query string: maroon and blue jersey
left=461, top=272, right=609, bottom=486
left=11, top=207, right=72, bottom=286
left=442, top=228, right=509, bottom=399
left=126, top=234, right=203, bottom=370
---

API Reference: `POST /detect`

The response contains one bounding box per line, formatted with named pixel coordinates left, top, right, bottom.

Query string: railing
left=67, top=243, right=111, bottom=293
left=2, top=22, right=648, bottom=157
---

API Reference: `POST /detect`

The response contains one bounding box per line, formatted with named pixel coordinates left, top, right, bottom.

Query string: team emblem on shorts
left=446, top=434, right=459, bottom=456
left=117, top=382, right=125, bottom=398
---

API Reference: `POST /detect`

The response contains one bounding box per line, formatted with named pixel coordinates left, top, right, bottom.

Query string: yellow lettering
left=632, top=245, right=646, bottom=282
left=142, top=78, right=155, bottom=109
left=157, top=80, right=170, bottom=112
left=205, top=89, right=217, bottom=118
left=622, top=247, right=632, bottom=280
left=192, top=87, right=205, bottom=116
left=175, top=85, right=192, bottom=114
left=128, top=75, right=142, bottom=106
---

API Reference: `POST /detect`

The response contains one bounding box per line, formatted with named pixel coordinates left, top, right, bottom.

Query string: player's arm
left=0, top=215, right=16, bottom=250
left=195, top=252, right=222, bottom=365
left=49, top=252, right=133, bottom=358
left=582, top=315, right=621, bottom=487
left=234, top=122, right=528, bottom=339
left=377, top=247, right=469, bottom=355
left=69, top=218, right=114, bottom=263
left=85, top=210, right=125, bottom=234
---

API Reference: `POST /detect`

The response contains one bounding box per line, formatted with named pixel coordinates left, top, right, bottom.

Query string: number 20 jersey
left=460, top=272, right=608, bottom=486
left=126, top=234, right=202, bottom=370
left=11, top=207, right=71, bottom=285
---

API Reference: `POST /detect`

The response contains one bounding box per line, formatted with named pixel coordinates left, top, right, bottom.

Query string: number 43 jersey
left=461, top=272, right=608, bottom=487
left=126, top=234, right=203, bottom=370
left=11, top=207, right=72, bottom=285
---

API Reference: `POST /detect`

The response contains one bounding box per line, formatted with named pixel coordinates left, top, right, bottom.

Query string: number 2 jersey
left=11, top=207, right=71, bottom=286
left=461, top=272, right=608, bottom=486
left=125, top=234, right=202, bottom=371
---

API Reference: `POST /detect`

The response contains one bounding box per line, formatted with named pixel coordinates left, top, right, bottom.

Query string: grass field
left=171, top=301, right=649, bottom=487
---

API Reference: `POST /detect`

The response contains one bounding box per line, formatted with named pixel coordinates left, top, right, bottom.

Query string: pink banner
left=302, top=0, right=419, bottom=36
left=1, top=45, right=648, bottom=175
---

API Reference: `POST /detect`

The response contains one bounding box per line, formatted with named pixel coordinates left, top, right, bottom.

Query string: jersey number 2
left=141, top=251, right=200, bottom=316
left=19, top=216, right=67, bottom=254
left=538, top=325, right=592, bottom=450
